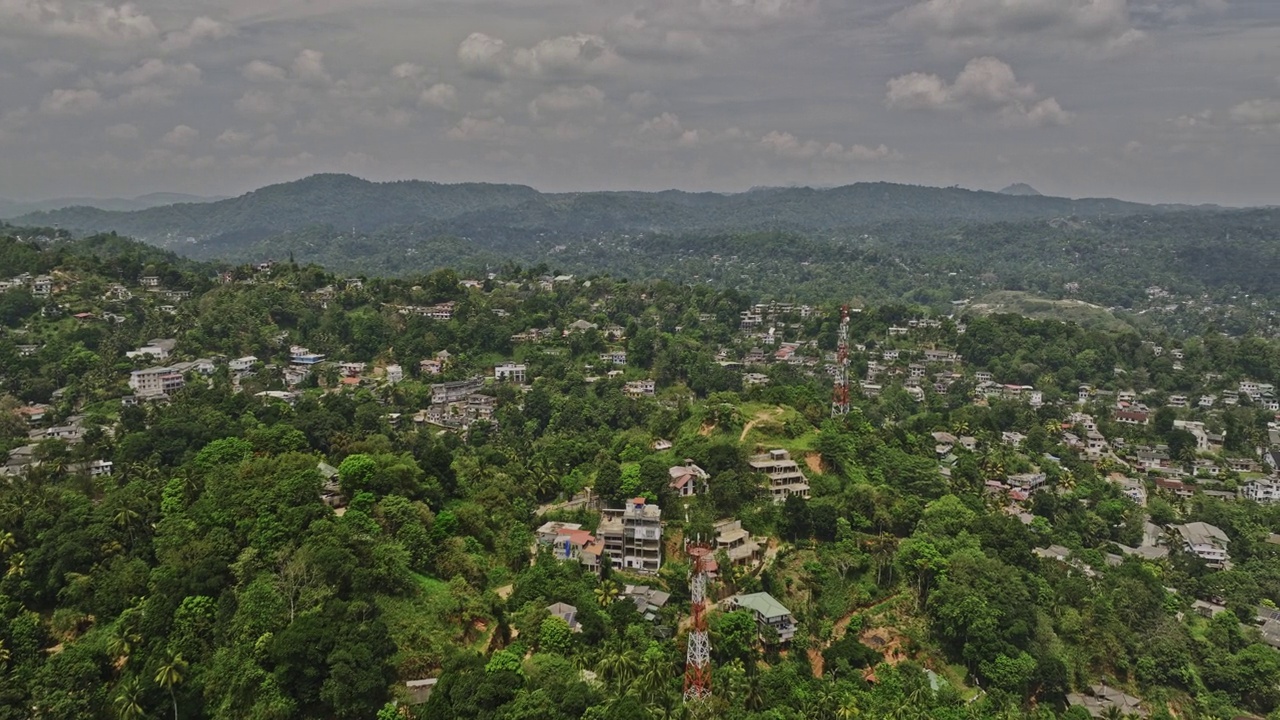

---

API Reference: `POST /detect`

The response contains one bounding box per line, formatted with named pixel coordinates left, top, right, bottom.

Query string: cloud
left=39, top=87, right=102, bottom=115
left=759, top=131, right=899, bottom=162
left=627, top=91, right=658, bottom=112
left=291, top=49, right=332, bottom=86
left=528, top=85, right=605, bottom=121
left=638, top=112, right=686, bottom=140
left=458, top=32, right=509, bottom=80
left=0, top=0, right=159, bottom=44
left=161, top=124, right=199, bottom=147
left=214, top=127, right=252, bottom=148
left=242, top=60, right=287, bottom=83
left=458, top=32, right=621, bottom=81
left=391, top=62, right=425, bottom=80
left=97, top=58, right=201, bottom=87
left=446, top=114, right=529, bottom=144
left=609, top=13, right=709, bottom=61
left=1228, top=98, right=1280, bottom=128
left=159, top=16, right=231, bottom=52
left=886, top=57, right=1073, bottom=127
left=418, top=83, right=459, bottom=111
left=891, top=0, right=1144, bottom=52
left=105, top=122, right=138, bottom=140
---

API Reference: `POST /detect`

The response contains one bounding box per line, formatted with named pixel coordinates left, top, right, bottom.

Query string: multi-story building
left=129, top=366, right=186, bottom=397
left=431, top=377, right=485, bottom=405
left=624, top=380, right=656, bottom=398
left=1175, top=522, right=1231, bottom=568
left=1240, top=480, right=1280, bottom=505
left=597, top=498, right=662, bottom=574
left=495, top=363, right=526, bottom=383
left=748, top=449, right=811, bottom=503
left=727, top=592, right=797, bottom=643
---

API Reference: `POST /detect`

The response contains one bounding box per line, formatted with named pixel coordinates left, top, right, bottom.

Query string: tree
left=595, top=579, right=620, bottom=608
left=539, top=616, right=573, bottom=655
left=113, top=677, right=146, bottom=720
left=154, top=650, right=188, bottom=720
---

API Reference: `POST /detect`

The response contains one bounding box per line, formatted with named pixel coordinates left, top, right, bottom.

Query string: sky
left=1, top=0, right=1278, bottom=205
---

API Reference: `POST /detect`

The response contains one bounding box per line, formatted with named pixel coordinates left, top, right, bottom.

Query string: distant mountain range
left=8, top=173, right=1193, bottom=253
left=0, top=192, right=225, bottom=218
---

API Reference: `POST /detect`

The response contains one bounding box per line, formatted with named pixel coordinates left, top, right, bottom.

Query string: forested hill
left=11, top=173, right=1166, bottom=248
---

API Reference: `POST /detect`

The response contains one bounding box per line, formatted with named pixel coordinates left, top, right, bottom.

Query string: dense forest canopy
left=1, top=228, right=1279, bottom=720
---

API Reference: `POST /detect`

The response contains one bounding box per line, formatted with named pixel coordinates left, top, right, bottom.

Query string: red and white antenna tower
left=684, top=543, right=713, bottom=703
left=832, top=304, right=851, bottom=417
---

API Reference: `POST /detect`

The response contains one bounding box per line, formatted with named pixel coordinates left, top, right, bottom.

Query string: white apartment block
left=748, top=449, right=811, bottom=503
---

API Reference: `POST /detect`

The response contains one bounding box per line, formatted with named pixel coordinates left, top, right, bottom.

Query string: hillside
left=13, top=173, right=1165, bottom=249
left=0, top=192, right=223, bottom=217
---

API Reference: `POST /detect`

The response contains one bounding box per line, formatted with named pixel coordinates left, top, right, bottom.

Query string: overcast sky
left=1, top=0, right=1278, bottom=205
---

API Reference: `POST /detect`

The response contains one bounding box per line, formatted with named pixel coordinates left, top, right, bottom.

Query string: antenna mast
left=832, top=304, right=851, bottom=417
left=683, top=543, right=713, bottom=704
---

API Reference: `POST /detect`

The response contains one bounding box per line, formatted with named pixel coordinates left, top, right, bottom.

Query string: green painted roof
left=733, top=592, right=791, bottom=619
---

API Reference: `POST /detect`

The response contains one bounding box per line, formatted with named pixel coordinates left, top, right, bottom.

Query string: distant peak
left=999, top=183, right=1042, bottom=197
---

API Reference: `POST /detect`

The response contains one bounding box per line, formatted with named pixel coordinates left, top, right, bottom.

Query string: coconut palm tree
left=6, top=552, right=24, bottom=579
left=113, top=677, right=146, bottom=720
left=634, top=648, right=670, bottom=705
left=107, top=623, right=141, bottom=668
left=154, top=650, right=187, bottom=720
left=594, top=579, right=620, bottom=608
left=836, top=694, right=862, bottom=720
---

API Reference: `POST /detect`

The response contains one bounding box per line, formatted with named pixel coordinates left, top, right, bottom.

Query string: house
left=1155, top=478, right=1194, bottom=498
left=1256, top=606, right=1280, bottom=650
left=726, top=592, right=797, bottom=643
left=568, top=319, right=598, bottom=333
left=598, top=499, right=662, bottom=574
left=289, top=346, right=326, bottom=365
left=1240, top=479, right=1280, bottom=504
left=535, top=521, right=598, bottom=565
left=1066, top=685, right=1148, bottom=719
left=652, top=439, right=673, bottom=451
left=668, top=461, right=710, bottom=497
left=546, top=602, right=580, bottom=632
left=431, top=377, right=485, bottom=405
left=129, top=366, right=185, bottom=397
left=1113, top=477, right=1147, bottom=505
left=338, top=362, right=366, bottom=377
left=714, top=519, right=763, bottom=567
left=126, top=338, right=177, bottom=361
left=743, top=372, right=770, bottom=387
left=419, top=358, right=444, bottom=376
left=1174, top=522, right=1231, bottom=568
left=495, top=363, right=527, bottom=383
left=317, top=462, right=344, bottom=508
left=625, top=380, right=656, bottom=398
left=1007, top=473, right=1048, bottom=492
left=1115, top=410, right=1150, bottom=426
left=620, top=585, right=671, bottom=621
left=385, top=365, right=404, bottom=384
left=139, top=275, right=160, bottom=288
left=599, top=351, right=627, bottom=366
left=404, top=679, right=438, bottom=706
left=229, top=356, right=258, bottom=372
left=748, top=449, right=811, bottom=503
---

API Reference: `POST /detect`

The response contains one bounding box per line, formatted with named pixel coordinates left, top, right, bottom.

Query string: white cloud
left=446, top=114, right=528, bottom=144
left=97, top=58, right=201, bottom=87
left=891, top=0, right=1142, bottom=52
left=627, top=91, right=658, bottom=112
left=291, top=49, right=332, bottom=86
left=458, top=32, right=621, bottom=81
left=39, top=87, right=102, bottom=115
left=528, top=85, right=605, bottom=121
left=418, top=83, right=458, bottom=111
left=458, top=32, right=509, bottom=80
left=0, top=0, right=159, bottom=44
left=1228, top=98, right=1280, bottom=128
left=886, top=57, right=1073, bottom=127
left=159, top=16, right=231, bottom=52
left=610, top=13, right=709, bottom=60
left=213, top=128, right=251, bottom=148
left=391, top=62, right=425, bottom=80
left=105, top=122, right=138, bottom=140
left=242, top=60, right=287, bottom=83
left=161, top=124, right=199, bottom=147
left=639, top=112, right=685, bottom=140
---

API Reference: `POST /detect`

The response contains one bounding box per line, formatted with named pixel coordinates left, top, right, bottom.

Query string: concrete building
left=668, top=461, right=709, bottom=497
left=714, top=519, right=763, bottom=567
left=431, top=377, right=485, bottom=405
left=1240, top=479, right=1280, bottom=505
left=598, top=498, right=663, bottom=574
left=126, top=338, right=177, bottom=361
left=1175, top=522, right=1231, bottom=568
left=495, top=363, right=526, bottom=383
left=748, top=449, right=811, bottom=503
left=229, top=356, right=258, bottom=372
left=726, top=592, right=797, bottom=643
left=129, top=366, right=186, bottom=397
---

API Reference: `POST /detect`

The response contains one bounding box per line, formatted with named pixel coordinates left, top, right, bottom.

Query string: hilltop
left=12, top=173, right=1162, bottom=249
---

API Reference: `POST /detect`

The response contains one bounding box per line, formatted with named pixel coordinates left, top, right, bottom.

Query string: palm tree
left=836, top=694, right=861, bottom=720
left=598, top=647, right=640, bottom=692
left=0, top=638, right=10, bottom=669
left=634, top=649, right=670, bottom=705
left=107, top=623, right=141, bottom=668
left=0, top=530, right=15, bottom=556
left=594, top=579, right=620, bottom=608
left=6, top=552, right=24, bottom=579
left=113, top=677, right=146, bottom=720
left=1100, top=705, right=1125, bottom=720
left=154, top=650, right=187, bottom=720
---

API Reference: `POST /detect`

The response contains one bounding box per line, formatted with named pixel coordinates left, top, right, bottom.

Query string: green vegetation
left=0, top=228, right=1278, bottom=719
